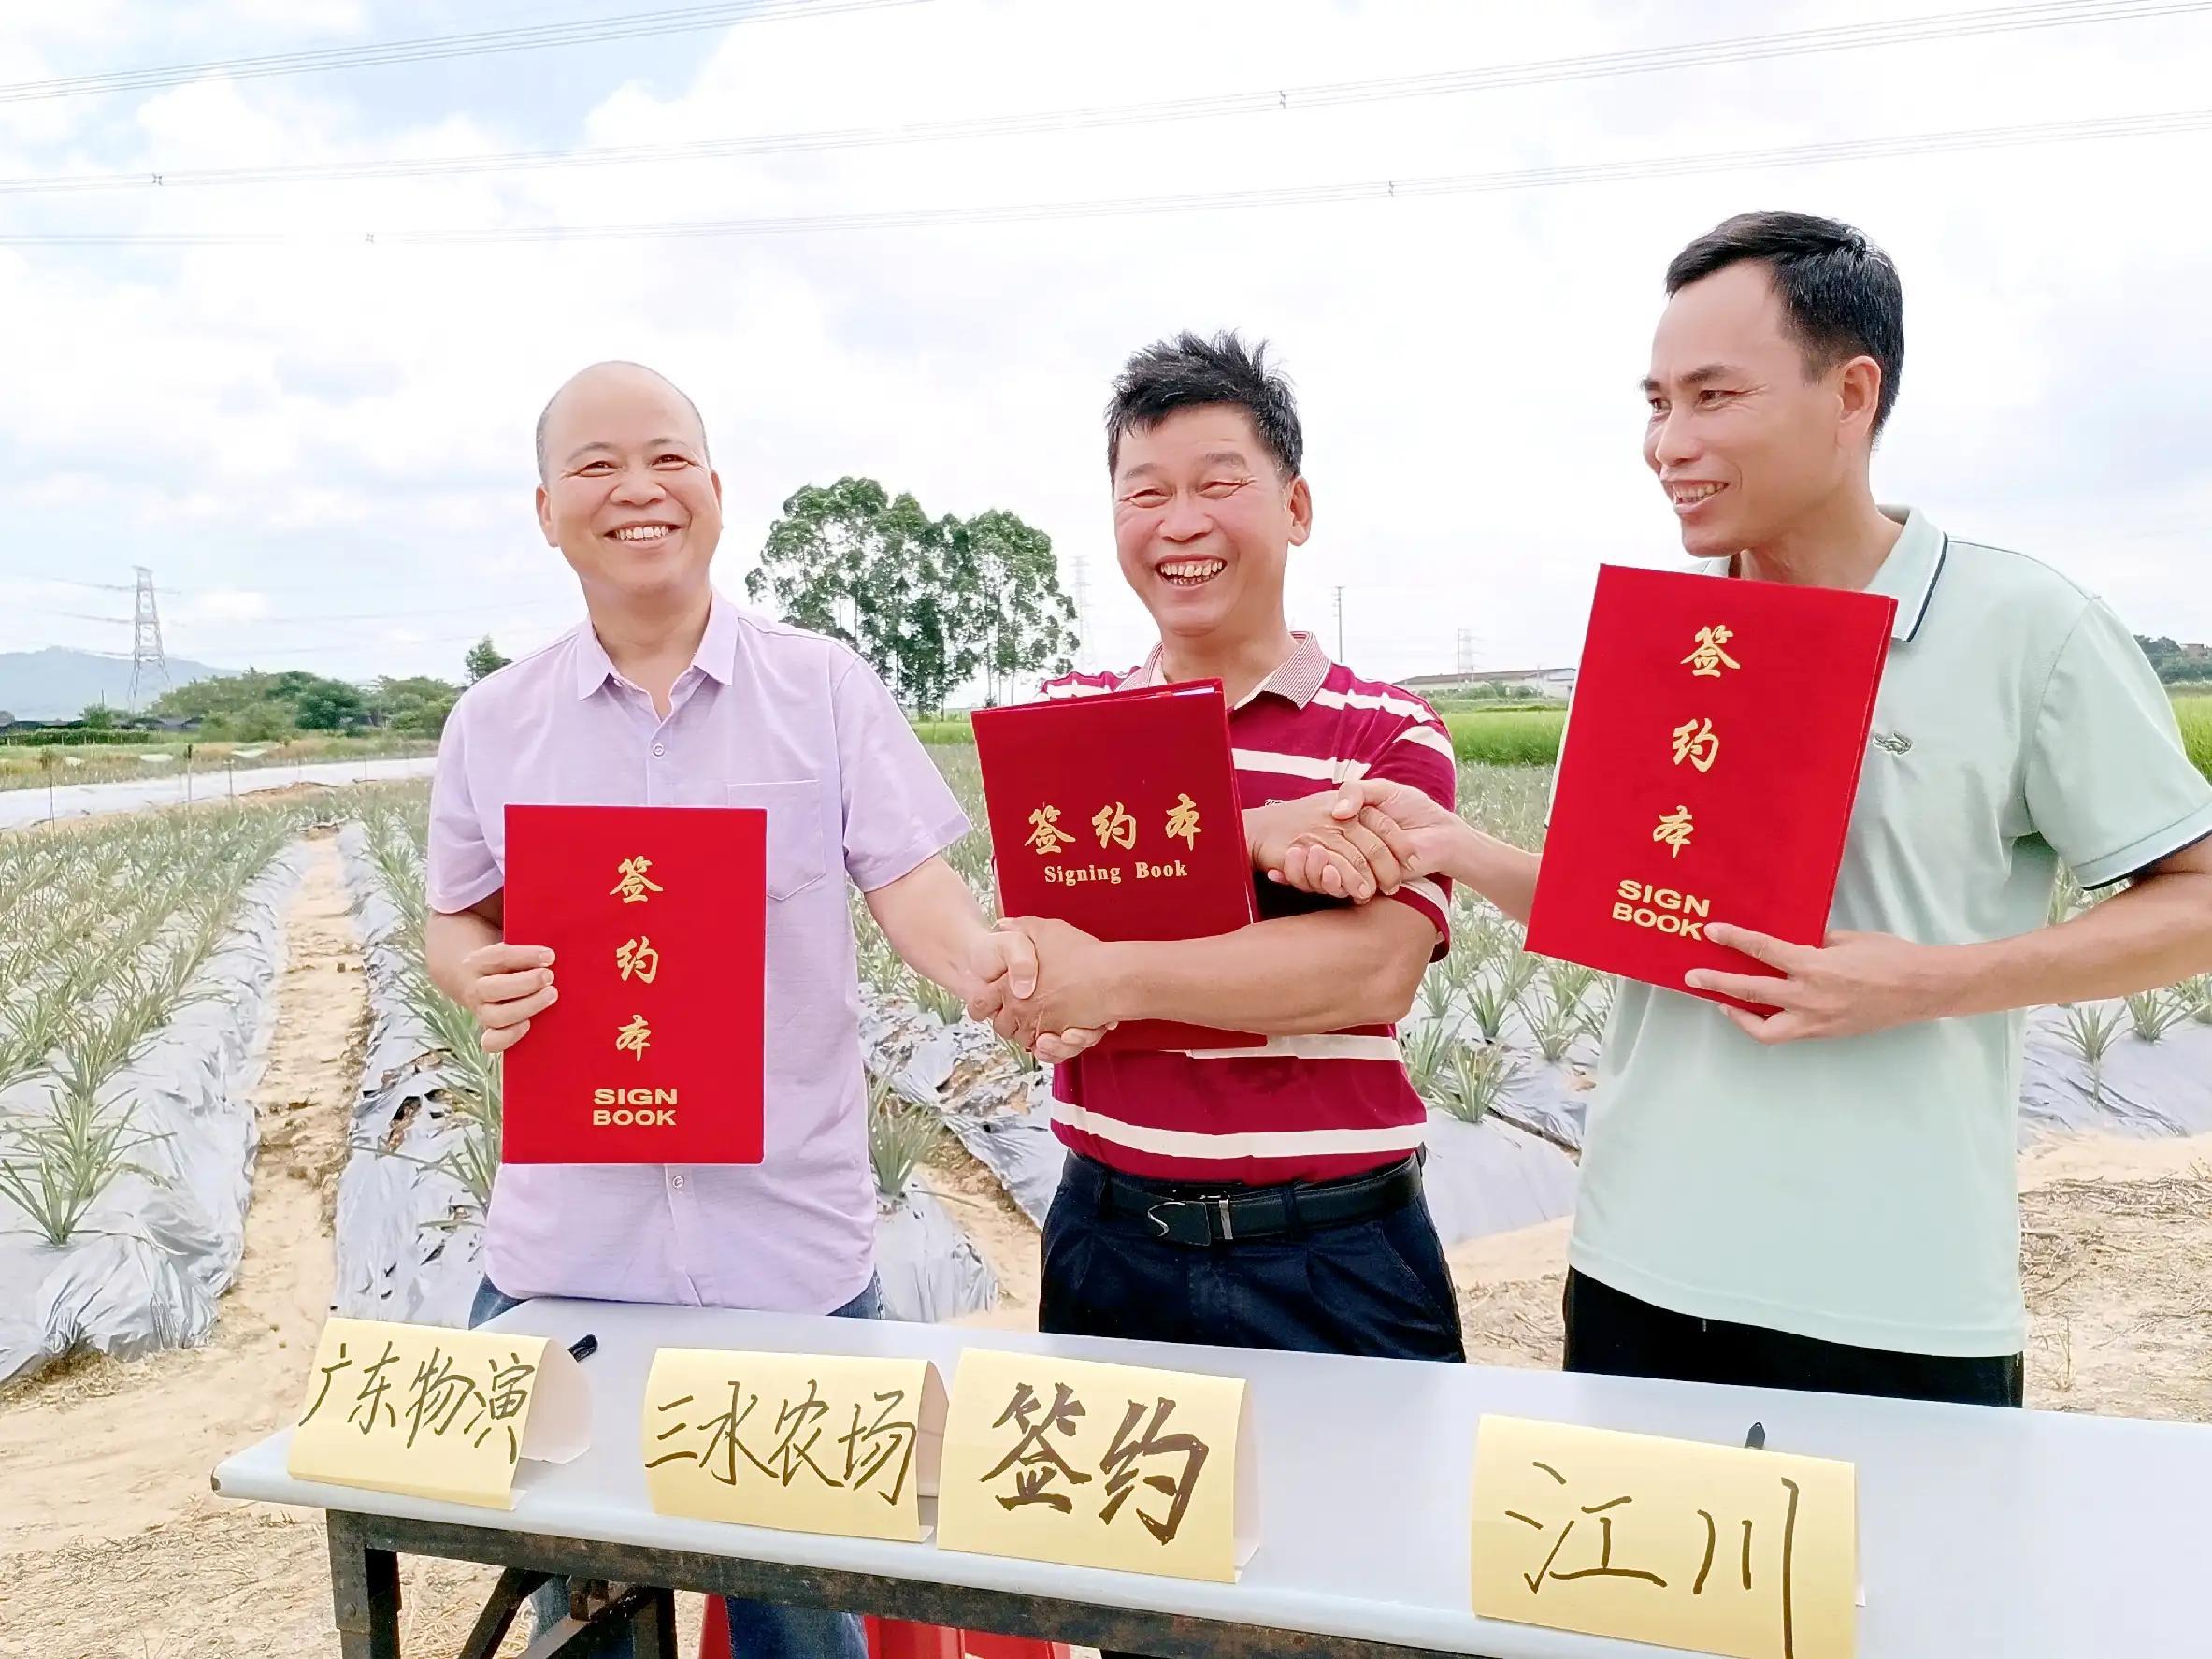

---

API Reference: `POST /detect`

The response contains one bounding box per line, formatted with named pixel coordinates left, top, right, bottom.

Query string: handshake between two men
left=965, top=777, right=1475, bottom=1057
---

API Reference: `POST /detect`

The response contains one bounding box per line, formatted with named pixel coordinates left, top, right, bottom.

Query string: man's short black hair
left=1105, top=330, right=1303, bottom=479
left=1666, top=211, right=1904, bottom=437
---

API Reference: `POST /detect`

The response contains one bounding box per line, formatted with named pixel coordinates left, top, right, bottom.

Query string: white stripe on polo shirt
left=1392, top=724, right=1457, bottom=759
left=1231, top=748, right=1373, bottom=785
left=1174, top=1033, right=1404, bottom=1062
left=1311, top=685, right=1439, bottom=721
left=1399, top=876, right=1449, bottom=911
left=1049, top=1097, right=1428, bottom=1161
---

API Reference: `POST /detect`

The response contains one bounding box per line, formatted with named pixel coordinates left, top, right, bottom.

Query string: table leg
left=623, top=1587, right=678, bottom=1659
left=457, top=1565, right=554, bottom=1659
left=523, top=1581, right=678, bottom=1659
left=327, top=1511, right=402, bottom=1659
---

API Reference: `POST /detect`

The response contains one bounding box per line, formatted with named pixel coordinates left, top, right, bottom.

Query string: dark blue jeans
left=469, top=1275, right=882, bottom=1659
left=1038, top=1154, right=1466, bottom=1362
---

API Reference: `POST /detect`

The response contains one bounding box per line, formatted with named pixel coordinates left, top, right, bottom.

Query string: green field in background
left=2176, top=693, right=2210, bottom=781
left=919, top=693, right=2212, bottom=784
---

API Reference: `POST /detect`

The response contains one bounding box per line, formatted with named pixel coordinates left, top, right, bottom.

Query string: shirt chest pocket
left=724, top=780, right=830, bottom=902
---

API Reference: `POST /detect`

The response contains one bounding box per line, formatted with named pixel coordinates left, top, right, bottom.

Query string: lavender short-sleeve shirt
left=428, top=591, right=969, bottom=1313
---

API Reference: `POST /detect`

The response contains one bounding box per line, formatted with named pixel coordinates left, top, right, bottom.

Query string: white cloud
left=177, top=588, right=272, bottom=623
left=2, top=0, right=2209, bottom=682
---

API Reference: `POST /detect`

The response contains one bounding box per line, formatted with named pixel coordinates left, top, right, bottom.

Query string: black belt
left=1065, top=1150, right=1423, bottom=1248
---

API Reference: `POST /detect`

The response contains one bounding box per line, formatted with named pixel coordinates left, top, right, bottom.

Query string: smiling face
left=1111, top=404, right=1311, bottom=646
left=534, top=363, right=722, bottom=603
left=1642, top=259, right=1874, bottom=558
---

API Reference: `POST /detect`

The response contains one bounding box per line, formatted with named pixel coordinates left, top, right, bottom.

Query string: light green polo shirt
left=1569, top=506, right=2212, bottom=1356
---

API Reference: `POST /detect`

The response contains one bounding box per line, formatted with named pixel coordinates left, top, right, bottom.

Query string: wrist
left=1446, top=817, right=1503, bottom=887
left=1099, top=940, right=1156, bottom=1023
left=1242, top=803, right=1282, bottom=873
left=1923, top=940, right=1991, bottom=1019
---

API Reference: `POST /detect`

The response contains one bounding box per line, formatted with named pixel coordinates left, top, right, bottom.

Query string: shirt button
left=668, top=1173, right=686, bottom=1190
left=651, top=743, right=667, bottom=757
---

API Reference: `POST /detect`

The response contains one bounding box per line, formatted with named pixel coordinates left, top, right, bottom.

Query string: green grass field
left=2176, top=694, right=2211, bottom=782
left=917, top=695, right=2211, bottom=782
left=1442, top=707, right=1569, bottom=765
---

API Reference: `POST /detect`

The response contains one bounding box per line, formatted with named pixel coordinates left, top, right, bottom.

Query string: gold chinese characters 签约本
left=1164, top=792, right=1202, bottom=848
left=1680, top=623, right=1743, bottom=678
left=1670, top=716, right=1721, bottom=774
left=616, top=935, right=659, bottom=984
left=1608, top=623, right=1736, bottom=938
left=1026, top=795, right=1199, bottom=887
left=1092, top=801, right=1137, bottom=851
left=610, top=855, right=664, bottom=903
left=1027, top=804, right=1077, bottom=857
left=610, top=855, right=666, bottom=1071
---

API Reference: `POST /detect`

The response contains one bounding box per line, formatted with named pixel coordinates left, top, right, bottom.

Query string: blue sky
left=4, top=0, right=2210, bottom=693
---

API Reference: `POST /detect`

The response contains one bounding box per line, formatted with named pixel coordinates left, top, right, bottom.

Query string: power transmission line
left=15, top=597, right=576, bottom=627
left=0, top=0, right=2199, bottom=195
left=10, top=106, right=2204, bottom=248
left=0, top=0, right=925, bottom=106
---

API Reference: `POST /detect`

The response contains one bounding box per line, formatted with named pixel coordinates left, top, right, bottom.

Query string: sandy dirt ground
left=5, top=840, right=2207, bottom=1654
left=1439, top=1131, right=2212, bottom=1422
left=0, top=833, right=547, bottom=1659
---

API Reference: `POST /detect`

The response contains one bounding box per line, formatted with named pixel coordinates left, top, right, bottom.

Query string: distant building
left=1400, top=666, right=1577, bottom=700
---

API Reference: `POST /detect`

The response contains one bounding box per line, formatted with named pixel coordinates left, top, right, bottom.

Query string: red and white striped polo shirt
left=1037, top=633, right=1457, bottom=1186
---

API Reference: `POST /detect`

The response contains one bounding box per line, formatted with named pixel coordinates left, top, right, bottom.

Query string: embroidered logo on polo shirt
left=1873, top=730, right=1913, bottom=756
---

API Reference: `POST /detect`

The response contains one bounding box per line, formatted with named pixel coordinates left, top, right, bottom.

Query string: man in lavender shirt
left=426, top=361, right=1098, bottom=1656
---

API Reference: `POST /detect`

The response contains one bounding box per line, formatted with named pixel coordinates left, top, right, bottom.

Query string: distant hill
left=0, top=647, right=235, bottom=722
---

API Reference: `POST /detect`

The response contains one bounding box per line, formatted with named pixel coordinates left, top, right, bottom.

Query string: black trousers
left=1562, top=1268, right=2024, bottom=1407
left=1041, top=1154, right=1464, bottom=1659
left=1039, top=1152, right=1467, bottom=1363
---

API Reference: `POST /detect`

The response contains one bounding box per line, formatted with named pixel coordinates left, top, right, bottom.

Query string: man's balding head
left=533, top=359, right=723, bottom=602
left=534, top=361, right=709, bottom=480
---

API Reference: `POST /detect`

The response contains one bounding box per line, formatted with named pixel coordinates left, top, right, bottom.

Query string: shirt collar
left=1865, top=505, right=1946, bottom=642
left=572, top=589, right=740, bottom=700
left=1129, top=631, right=1332, bottom=710
left=1692, top=505, right=1946, bottom=642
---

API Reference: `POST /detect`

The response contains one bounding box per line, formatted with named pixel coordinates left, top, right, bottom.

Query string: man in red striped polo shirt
left=973, top=330, right=1464, bottom=1369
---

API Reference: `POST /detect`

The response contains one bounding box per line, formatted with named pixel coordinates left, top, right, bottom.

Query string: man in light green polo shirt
left=1282, top=210, right=2212, bottom=1406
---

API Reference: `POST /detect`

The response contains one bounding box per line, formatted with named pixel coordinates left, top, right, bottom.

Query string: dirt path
left=0, top=833, right=548, bottom=1658
left=2, top=830, right=366, bottom=1549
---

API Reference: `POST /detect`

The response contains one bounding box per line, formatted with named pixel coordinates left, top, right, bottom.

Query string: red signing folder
left=1526, top=564, right=1895, bottom=1013
left=501, top=804, right=766, bottom=1163
left=973, top=682, right=1259, bottom=1052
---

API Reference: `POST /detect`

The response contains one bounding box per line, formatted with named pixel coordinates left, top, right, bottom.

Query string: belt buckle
left=1143, top=1196, right=1232, bottom=1247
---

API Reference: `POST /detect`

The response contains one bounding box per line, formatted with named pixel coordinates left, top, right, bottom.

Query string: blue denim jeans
left=469, top=1275, right=882, bottom=1659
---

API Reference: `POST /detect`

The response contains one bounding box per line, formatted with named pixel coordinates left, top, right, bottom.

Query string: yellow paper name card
left=641, top=1349, right=947, bottom=1544
left=1472, top=1416, right=1857, bottom=1659
left=936, top=1348, right=1257, bottom=1584
left=285, top=1317, right=592, bottom=1510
